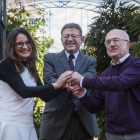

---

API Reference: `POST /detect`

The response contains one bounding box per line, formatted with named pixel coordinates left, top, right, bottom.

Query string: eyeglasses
left=104, top=38, right=128, bottom=46
left=15, top=41, right=31, bottom=48
left=62, top=34, right=80, bottom=40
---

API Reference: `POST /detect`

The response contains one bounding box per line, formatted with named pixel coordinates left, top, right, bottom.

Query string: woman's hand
left=52, top=71, right=73, bottom=89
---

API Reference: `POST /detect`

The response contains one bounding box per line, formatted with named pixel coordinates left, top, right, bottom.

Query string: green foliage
left=85, top=0, right=140, bottom=74
left=84, top=0, right=140, bottom=139
left=96, top=108, right=106, bottom=140
left=7, top=8, right=48, bottom=36
left=6, top=7, right=53, bottom=139
left=33, top=98, right=44, bottom=140
left=126, top=10, right=140, bottom=57
left=130, top=35, right=140, bottom=57
left=36, top=36, right=54, bottom=83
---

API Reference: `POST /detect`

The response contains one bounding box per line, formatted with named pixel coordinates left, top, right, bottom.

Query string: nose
left=22, top=43, right=28, bottom=48
left=67, top=36, right=73, bottom=41
left=110, top=40, right=115, bottom=46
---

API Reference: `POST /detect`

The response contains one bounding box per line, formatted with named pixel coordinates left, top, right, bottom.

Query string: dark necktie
left=68, top=55, right=76, bottom=110
left=69, top=55, right=75, bottom=71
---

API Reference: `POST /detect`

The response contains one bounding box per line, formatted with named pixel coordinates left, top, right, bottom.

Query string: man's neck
left=65, top=50, right=79, bottom=60
left=111, top=53, right=130, bottom=65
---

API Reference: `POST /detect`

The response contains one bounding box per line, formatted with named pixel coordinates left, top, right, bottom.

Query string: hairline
left=61, top=23, right=82, bottom=37
left=107, top=29, right=130, bottom=41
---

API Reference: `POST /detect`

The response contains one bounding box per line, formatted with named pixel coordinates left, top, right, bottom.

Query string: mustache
left=109, top=47, right=118, bottom=51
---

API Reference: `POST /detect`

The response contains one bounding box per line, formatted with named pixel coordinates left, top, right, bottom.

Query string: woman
left=0, top=27, right=71, bottom=140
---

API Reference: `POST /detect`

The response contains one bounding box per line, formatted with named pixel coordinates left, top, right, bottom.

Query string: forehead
left=16, top=33, right=28, bottom=40
left=105, top=30, right=125, bottom=40
left=62, top=28, right=79, bottom=35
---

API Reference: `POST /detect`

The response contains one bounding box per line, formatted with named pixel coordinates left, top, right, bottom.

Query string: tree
left=6, top=7, right=53, bottom=139
left=125, top=10, right=140, bottom=57
left=85, top=0, right=140, bottom=75
left=84, top=0, right=140, bottom=139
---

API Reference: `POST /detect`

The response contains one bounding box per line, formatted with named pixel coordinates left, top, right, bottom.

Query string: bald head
left=105, top=29, right=130, bottom=41
left=105, top=29, right=131, bottom=64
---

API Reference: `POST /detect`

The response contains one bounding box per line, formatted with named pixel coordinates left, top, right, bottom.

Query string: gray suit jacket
left=40, top=50, right=99, bottom=140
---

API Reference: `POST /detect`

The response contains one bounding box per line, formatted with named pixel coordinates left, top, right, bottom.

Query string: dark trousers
left=42, top=110, right=93, bottom=140
left=60, top=110, right=93, bottom=140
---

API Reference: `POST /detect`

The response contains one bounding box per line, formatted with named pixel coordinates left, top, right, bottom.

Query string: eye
left=63, top=36, right=69, bottom=38
left=17, top=42, right=23, bottom=45
left=106, top=40, right=111, bottom=44
left=25, top=41, right=31, bottom=45
left=113, top=39, right=120, bottom=42
left=72, top=35, right=77, bottom=38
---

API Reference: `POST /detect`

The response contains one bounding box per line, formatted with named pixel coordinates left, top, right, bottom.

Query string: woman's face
left=14, top=33, right=32, bottom=61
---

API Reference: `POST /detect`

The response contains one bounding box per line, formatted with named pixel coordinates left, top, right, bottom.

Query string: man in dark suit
left=40, top=23, right=98, bottom=140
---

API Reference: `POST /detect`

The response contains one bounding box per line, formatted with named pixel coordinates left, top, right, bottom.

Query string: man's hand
left=67, top=72, right=82, bottom=86
left=69, top=84, right=85, bottom=98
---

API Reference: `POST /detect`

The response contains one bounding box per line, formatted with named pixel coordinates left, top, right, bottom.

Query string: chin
left=68, top=49, right=75, bottom=51
left=20, top=53, right=31, bottom=58
left=20, top=56, right=30, bottom=60
left=109, top=52, right=118, bottom=57
left=68, top=50, right=75, bottom=54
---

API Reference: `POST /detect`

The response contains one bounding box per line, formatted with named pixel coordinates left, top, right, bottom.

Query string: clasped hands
left=54, top=71, right=85, bottom=97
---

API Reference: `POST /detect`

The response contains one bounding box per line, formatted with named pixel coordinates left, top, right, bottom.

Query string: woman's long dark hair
left=3, top=27, right=38, bottom=81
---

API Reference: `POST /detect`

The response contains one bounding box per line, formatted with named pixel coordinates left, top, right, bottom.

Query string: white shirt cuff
left=80, top=77, right=84, bottom=87
left=78, top=88, right=87, bottom=98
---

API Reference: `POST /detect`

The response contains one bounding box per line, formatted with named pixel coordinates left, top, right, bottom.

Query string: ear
left=127, top=41, right=131, bottom=49
left=81, top=36, right=85, bottom=43
left=61, top=37, right=63, bottom=43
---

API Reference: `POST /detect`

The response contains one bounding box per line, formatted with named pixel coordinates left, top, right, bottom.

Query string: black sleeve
left=0, top=59, right=61, bottom=101
left=37, top=78, right=43, bottom=86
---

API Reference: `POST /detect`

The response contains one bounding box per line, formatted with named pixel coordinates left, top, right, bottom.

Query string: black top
left=0, top=59, right=61, bottom=102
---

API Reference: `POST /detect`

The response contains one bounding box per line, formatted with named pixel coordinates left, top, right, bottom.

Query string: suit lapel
left=74, top=51, right=85, bottom=72
left=58, top=50, right=85, bottom=72
left=58, top=50, right=71, bottom=71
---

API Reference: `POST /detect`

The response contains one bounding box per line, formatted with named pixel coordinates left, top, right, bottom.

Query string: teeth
left=21, top=50, right=28, bottom=52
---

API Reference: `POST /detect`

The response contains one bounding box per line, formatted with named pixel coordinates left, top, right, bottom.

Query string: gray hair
left=61, top=23, right=82, bottom=36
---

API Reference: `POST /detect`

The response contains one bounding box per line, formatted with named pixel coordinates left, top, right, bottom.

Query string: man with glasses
left=68, top=29, right=140, bottom=140
left=40, top=23, right=98, bottom=140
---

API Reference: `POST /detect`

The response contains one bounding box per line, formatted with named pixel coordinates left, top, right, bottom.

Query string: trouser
left=105, top=130, right=140, bottom=140
left=60, top=110, right=93, bottom=140
left=42, top=110, right=93, bottom=140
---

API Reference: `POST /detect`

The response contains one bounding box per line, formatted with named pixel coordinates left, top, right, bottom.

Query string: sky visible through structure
left=46, top=8, right=96, bottom=53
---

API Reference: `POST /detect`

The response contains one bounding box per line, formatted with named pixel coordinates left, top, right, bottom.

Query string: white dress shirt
left=65, top=50, right=79, bottom=66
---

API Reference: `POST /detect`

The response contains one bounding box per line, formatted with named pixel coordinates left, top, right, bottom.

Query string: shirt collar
left=65, top=50, right=79, bottom=60
left=110, top=53, right=130, bottom=66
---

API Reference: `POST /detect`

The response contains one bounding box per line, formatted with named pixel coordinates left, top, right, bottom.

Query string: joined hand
left=61, top=71, right=84, bottom=97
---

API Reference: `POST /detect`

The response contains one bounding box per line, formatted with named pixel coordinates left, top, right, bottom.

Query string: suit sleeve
left=82, top=56, right=97, bottom=78
left=43, top=54, right=58, bottom=85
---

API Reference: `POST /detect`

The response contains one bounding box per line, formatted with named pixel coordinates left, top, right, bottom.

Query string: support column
left=0, top=0, right=6, bottom=60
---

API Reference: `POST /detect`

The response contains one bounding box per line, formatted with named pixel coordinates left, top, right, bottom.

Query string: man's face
left=105, top=30, right=131, bottom=64
left=61, top=28, right=84, bottom=54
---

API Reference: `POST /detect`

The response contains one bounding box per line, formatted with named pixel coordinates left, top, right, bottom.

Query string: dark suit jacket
left=40, top=50, right=99, bottom=140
